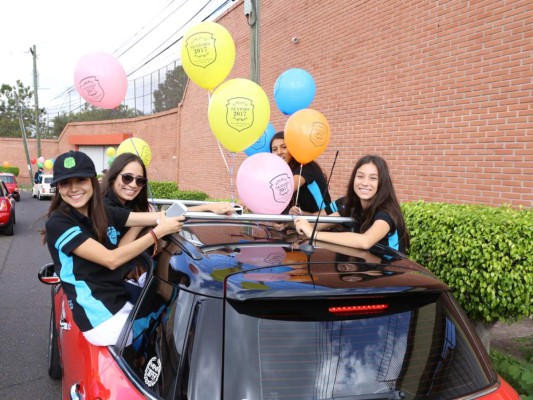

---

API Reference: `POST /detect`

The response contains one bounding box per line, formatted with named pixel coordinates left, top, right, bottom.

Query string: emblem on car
left=144, top=357, right=161, bottom=387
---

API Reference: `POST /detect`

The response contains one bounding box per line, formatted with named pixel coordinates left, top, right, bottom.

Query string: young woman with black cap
left=44, top=150, right=184, bottom=346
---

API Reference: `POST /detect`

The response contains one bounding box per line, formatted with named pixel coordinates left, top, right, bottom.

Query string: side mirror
left=38, top=263, right=60, bottom=285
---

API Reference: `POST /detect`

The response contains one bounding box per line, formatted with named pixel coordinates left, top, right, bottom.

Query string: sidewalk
left=490, top=317, right=533, bottom=360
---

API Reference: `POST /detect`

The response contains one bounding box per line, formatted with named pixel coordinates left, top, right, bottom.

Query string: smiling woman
left=44, top=150, right=185, bottom=346
left=294, top=155, right=410, bottom=253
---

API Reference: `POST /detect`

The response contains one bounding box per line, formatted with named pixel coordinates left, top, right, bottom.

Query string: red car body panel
left=0, top=173, right=19, bottom=200
left=0, top=197, right=12, bottom=226
left=481, top=377, right=519, bottom=399
left=53, top=286, right=144, bottom=399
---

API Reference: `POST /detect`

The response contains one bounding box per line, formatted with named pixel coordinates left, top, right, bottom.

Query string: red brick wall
left=178, top=0, right=532, bottom=207
left=2, top=0, right=532, bottom=207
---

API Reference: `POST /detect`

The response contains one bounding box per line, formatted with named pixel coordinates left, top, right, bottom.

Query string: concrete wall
left=2, top=0, right=532, bottom=207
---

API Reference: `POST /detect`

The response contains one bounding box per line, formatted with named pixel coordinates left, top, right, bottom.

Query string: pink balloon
left=38, top=156, right=45, bottom=163
left=237, top=153, right=294, bottom=214
left=74, top=52, right=127, bottom=109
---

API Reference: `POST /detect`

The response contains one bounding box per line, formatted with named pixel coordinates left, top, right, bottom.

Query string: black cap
left=51, top=151, right=96, bottom=186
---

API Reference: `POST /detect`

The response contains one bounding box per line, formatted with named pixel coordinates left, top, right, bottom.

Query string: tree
left=51, top=104, right=143, bottom=136
left=153, top=66, right=188, bottom=113
left=0, top=81, right=34, bottom=138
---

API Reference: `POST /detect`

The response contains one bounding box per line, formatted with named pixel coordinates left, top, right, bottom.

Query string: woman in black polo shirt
left=294, top=155, right=410, bottom=254
left=44, top=150, right=184, bottom=346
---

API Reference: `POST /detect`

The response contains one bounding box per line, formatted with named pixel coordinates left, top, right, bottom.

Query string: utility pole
left=30, top=45, right=41, bottom=157
left=15, top=94, right=33, bottom=183
left=245, top=0, right=260, bottom=84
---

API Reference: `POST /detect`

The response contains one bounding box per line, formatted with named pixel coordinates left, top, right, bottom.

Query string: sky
left=0, top=0, right=232, bottom=115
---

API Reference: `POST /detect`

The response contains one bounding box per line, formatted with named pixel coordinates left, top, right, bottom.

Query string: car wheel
left=4, top=213, right=14, bottom=236
left=48, top=306, right=62, bottom=379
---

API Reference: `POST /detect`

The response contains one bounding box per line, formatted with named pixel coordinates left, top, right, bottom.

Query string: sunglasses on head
left=119, top=173, right=147, bottom=187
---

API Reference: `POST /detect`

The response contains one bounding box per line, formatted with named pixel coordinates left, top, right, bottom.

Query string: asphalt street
left=0, top=191, right=61, bottom=399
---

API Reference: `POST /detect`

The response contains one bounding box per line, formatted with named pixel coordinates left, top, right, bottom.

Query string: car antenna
left=300, top=150, right=339, bottom=256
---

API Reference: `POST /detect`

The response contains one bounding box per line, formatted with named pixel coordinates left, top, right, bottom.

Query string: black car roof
left=162, top=218, right=448, bottom=300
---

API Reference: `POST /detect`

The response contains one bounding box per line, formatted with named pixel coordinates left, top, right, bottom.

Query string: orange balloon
left=284, top=108, right=330, bottom=164
left=2, top=161, right=10, bottom=168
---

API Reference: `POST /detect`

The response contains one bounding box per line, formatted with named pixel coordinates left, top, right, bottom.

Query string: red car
left=0, top=181, right=15, bottom=235
left=0, top=172, right=20, bottom=202
left=39, top=211, right=520, bottom=400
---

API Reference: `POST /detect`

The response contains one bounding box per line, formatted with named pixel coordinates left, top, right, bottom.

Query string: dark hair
left=47, top=176, right=109, bottom=243
left=270, top=131, right=324, bottom=172
left=344, top=155, right=410, bottom=251
left=100, top=153, right=149, bottom=212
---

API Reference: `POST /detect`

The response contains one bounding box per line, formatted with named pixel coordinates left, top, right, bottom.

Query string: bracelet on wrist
left=149, top=230, right=159, bottom=257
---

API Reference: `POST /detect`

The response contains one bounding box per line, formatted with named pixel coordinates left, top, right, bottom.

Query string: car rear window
left=223, top=292, right=494, bottom=400
left=43, top=176, right=53, bottom=184
left=0, top=176, right=14, bottom=183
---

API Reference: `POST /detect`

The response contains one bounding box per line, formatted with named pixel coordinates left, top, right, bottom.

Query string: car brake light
left=0, top=199, right=8, bottom=211
left=329, top=304, right=389, bottom=315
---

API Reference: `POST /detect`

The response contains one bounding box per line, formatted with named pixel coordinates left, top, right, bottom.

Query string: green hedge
left=402, top=201, right=532, bottom=323
left=0, top=166, right=20, bottom=176
left=148, top=181, right=209, bottom=201
left=490, top=350, right=533, bottom=399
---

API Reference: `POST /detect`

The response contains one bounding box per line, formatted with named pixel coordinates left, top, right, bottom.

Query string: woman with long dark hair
left=295, top=155, right=410, bottom=253
left=270, top=131, right=333, bottom=214
left=44, top=150, right=184, bottom=346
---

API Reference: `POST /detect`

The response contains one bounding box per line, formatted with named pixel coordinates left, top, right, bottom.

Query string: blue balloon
left=244, top=122, right=276, bottom=156
left=273, top=68, right=316, bottom=115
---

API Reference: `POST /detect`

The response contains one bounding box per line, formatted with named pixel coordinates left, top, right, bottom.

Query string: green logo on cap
left=64, top=157, right=76, bottom=169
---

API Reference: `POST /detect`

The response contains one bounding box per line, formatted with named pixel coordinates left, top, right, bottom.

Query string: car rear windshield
left=43, top=177, right=53, bottom=184
left=0, top=176, right=14, bottom=183
left=223, top=292, right=494, bottom=400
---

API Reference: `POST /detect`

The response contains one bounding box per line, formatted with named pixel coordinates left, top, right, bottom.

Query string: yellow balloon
left=116, top=138, right=152, bottom=167
left=181, top=21, right=235, bottom=90
left=106, top=147, right=116, bottom=157
left=44, top=159, right=54, bottom=170
left=208, top=78, right=270, bottom=153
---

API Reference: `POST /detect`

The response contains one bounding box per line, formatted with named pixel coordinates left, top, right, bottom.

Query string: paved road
left=0, top=191, right=61, bottom=399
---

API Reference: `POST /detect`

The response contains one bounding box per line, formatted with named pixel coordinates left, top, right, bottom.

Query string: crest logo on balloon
left=184, top=32, right=218, bottom=68
left=226, top=97, right=254, bottom=131
left=269, top=173, right=292, bottom=204
left=78, top=77, right=105, bottom=103
left=310, top=122, right=329, bottom=147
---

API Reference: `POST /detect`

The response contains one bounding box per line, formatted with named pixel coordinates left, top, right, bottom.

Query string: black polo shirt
left=46, top=205, right=131, bottom=332
left=330, top=196, right=404, bottom=253
left=292, top=162, right=333, bottom=214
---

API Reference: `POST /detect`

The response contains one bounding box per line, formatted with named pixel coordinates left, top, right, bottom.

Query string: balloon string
left=229, top=152, right=236, bottom=207
left=128, top=137, right=156, bottom=208
left=208, top=89, right=230, bottom=175
left=294, top=164, right=303, bottom=207
left=217, top=140, right=231, bottom=174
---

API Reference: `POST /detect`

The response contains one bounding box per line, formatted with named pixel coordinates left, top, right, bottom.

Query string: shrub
left=148, top=181, right=209, bottom=201
left=490, top=350, right=533, bottom=399
left=0, top=166, right=20, bottom=176
left=402, top=202, right=532, bottom=323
